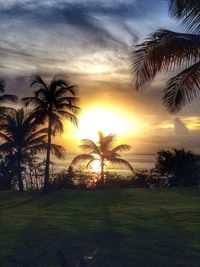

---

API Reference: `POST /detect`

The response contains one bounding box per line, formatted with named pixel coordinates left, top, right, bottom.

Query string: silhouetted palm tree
left=22, top=74, right=80, bottom=192
left=0, top=79, right=17, bottom=112
left=0, top=108, right=64, bottom=191
left=70, top=132, right=133, bottom=186
left=131, top=0, right=200, bottom=113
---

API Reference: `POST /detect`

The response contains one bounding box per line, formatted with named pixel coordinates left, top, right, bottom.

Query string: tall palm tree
left=0, top=108, right=64, bottom=191
left=22, top=74, right=80, bottom=192
left=0, top=79, right=18, bottom=112
left=70, top=132, right=133, bottom=186
left=130, top=0, right=200, bottom=113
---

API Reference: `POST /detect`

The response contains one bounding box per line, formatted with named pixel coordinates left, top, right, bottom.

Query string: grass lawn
left=0, top=188, right=200, bottom=267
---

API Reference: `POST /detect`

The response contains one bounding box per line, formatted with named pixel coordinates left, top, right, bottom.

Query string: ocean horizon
left=53, top=154, right=156, bottom=176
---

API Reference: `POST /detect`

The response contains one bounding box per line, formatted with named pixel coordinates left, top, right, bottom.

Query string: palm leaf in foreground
left=163, top=61, right=200, bottom=112
left=131, top=29, right=200, bottom=90
left=168, top=0, right=200, bottom=33
left=131, top=0, right=200, bottom=113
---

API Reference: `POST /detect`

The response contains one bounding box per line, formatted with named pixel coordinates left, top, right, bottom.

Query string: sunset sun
left=76, top=107, right=137, bottom=141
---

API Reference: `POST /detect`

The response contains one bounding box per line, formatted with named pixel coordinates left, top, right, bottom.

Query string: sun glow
left=90, top=159, right=101, bottom=172
left=76, top=107, right=137, bottom=141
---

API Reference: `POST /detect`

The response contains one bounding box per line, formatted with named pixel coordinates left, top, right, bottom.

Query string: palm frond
left=51, top=144, right=65, bottom=159
left=0, top=94, right=18, bottom=103
left=111, top=144, right=132, bottom=154
left=70, top=154, right=95, bottom=166
left=0, top=106, right=16, bottom=117
left=163, top=61, right=200, bottom=112
left=99, top=132, right=116, bottom=151
left=57, top=96, right=80, bottom=104
left=53, top=80, right=77, bottom=96
left=50, top=113, right=64, bottom=135
left=168, top=0, right=200, bottom=33
left=56, top=104, right=80, bottom=115
left=79, top=139, right=100, bottom=155
left=26, top=135, right=47, bottom=147
left=63, top=111, right=79, bottom=128
left=0, top=142, right=14, bottom=152
left=29, top=144, right=46, bottom=154
left=0, top=108, right=48, bottom=155
left=0, top=132, right=12, bottom=142
left=30, top=74, right=48, bottom=90
left=26, top=128, right=48, bottom=142
left=131, top=29, right=200, bottom=90
left=21, top=96, right=46, bottom=107
left=109, top=158, right=134, bottom=173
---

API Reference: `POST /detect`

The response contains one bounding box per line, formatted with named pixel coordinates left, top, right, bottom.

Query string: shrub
left=154, top=148, right=200, bottom=187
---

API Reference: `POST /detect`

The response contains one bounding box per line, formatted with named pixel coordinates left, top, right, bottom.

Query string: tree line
left=0, top=74, right=80, bottom=192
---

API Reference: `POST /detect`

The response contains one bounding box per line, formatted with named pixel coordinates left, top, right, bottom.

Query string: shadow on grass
left=2, top=190, right=200, bottom=267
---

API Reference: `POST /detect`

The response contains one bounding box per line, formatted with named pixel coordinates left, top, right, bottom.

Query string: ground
left=0, top=188, right=200, bottom=267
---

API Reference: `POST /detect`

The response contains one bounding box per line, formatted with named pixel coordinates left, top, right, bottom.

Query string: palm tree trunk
left=43, top=118, right=52, bottom=193
left=17, top=151, right=24, bottom=192
left=100, top=158, right=105, bottom=188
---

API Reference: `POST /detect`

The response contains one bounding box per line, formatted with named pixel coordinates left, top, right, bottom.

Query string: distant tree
left=131, top=0, right=200, bottom=113
left=70, top=132, right=134, bottom=187
left=0, top=108, right=63, bottom=191
left=154, top=148, right=200, bottom=186
left=22, top=74, right=80, bottom=192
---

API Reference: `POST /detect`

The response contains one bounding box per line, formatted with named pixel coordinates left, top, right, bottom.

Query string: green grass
left=0, top=188, right=200, bottom=266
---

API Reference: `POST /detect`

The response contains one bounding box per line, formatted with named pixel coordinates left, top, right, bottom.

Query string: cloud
left=174, top=117, right=189, bottom=135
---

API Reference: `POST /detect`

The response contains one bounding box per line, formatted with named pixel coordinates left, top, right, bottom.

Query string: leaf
left=163, top=61, right=200, bottom=112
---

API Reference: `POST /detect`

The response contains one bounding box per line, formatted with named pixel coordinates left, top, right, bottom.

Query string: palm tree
left=0, top=79, right=18, bottom=112
left=130, top=0, right=200, bottom=113
left=70, top=132, right=133, bottom=186
left=0, top=108, right=64, bottom=191
left=22, top=74, right=80, bottom=192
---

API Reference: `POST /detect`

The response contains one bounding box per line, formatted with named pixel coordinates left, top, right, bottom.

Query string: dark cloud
left=0, top=46, right=34, bottom=58
left=0, top=1, right=138, bottom=48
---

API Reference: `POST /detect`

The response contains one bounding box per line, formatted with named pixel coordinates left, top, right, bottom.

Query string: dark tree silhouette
left=131, top=0, right=200, bottom=113
left=70, top=132, right=133, bottom=186
left=0, top=108, right=57, bottom=191
left=154, top=148, right=200, bottom=186
left=22, top=74, right=80, bottom=192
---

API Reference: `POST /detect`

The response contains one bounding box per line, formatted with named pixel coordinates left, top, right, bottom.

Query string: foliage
left=0, top=152, right=46, bottom=191
left=131, top=0, right=200, bottom=113
left=22, top=74, right=79, bottom=192
left=49, top=168, right=169, bottom=190
left=50, top=169, right=75, bottom=190
left=154, top=148, right=200, bottom=186
left=0, top=108, right=48, bottom=191
left=0, top=153, right=18, bottom=190
left=50, top=167, right=99, bottom=190
left=71, top=131, right=133, bottom=186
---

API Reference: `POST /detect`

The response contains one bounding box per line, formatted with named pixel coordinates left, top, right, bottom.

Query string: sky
left=0, top=0, right=200, bottom=154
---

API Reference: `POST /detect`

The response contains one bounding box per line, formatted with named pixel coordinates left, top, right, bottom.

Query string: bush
left=154, top=148, right=200, bottom=187
left=50, top=170, right=74, bottom=189
left=50, top=167, right=99, bottom=190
